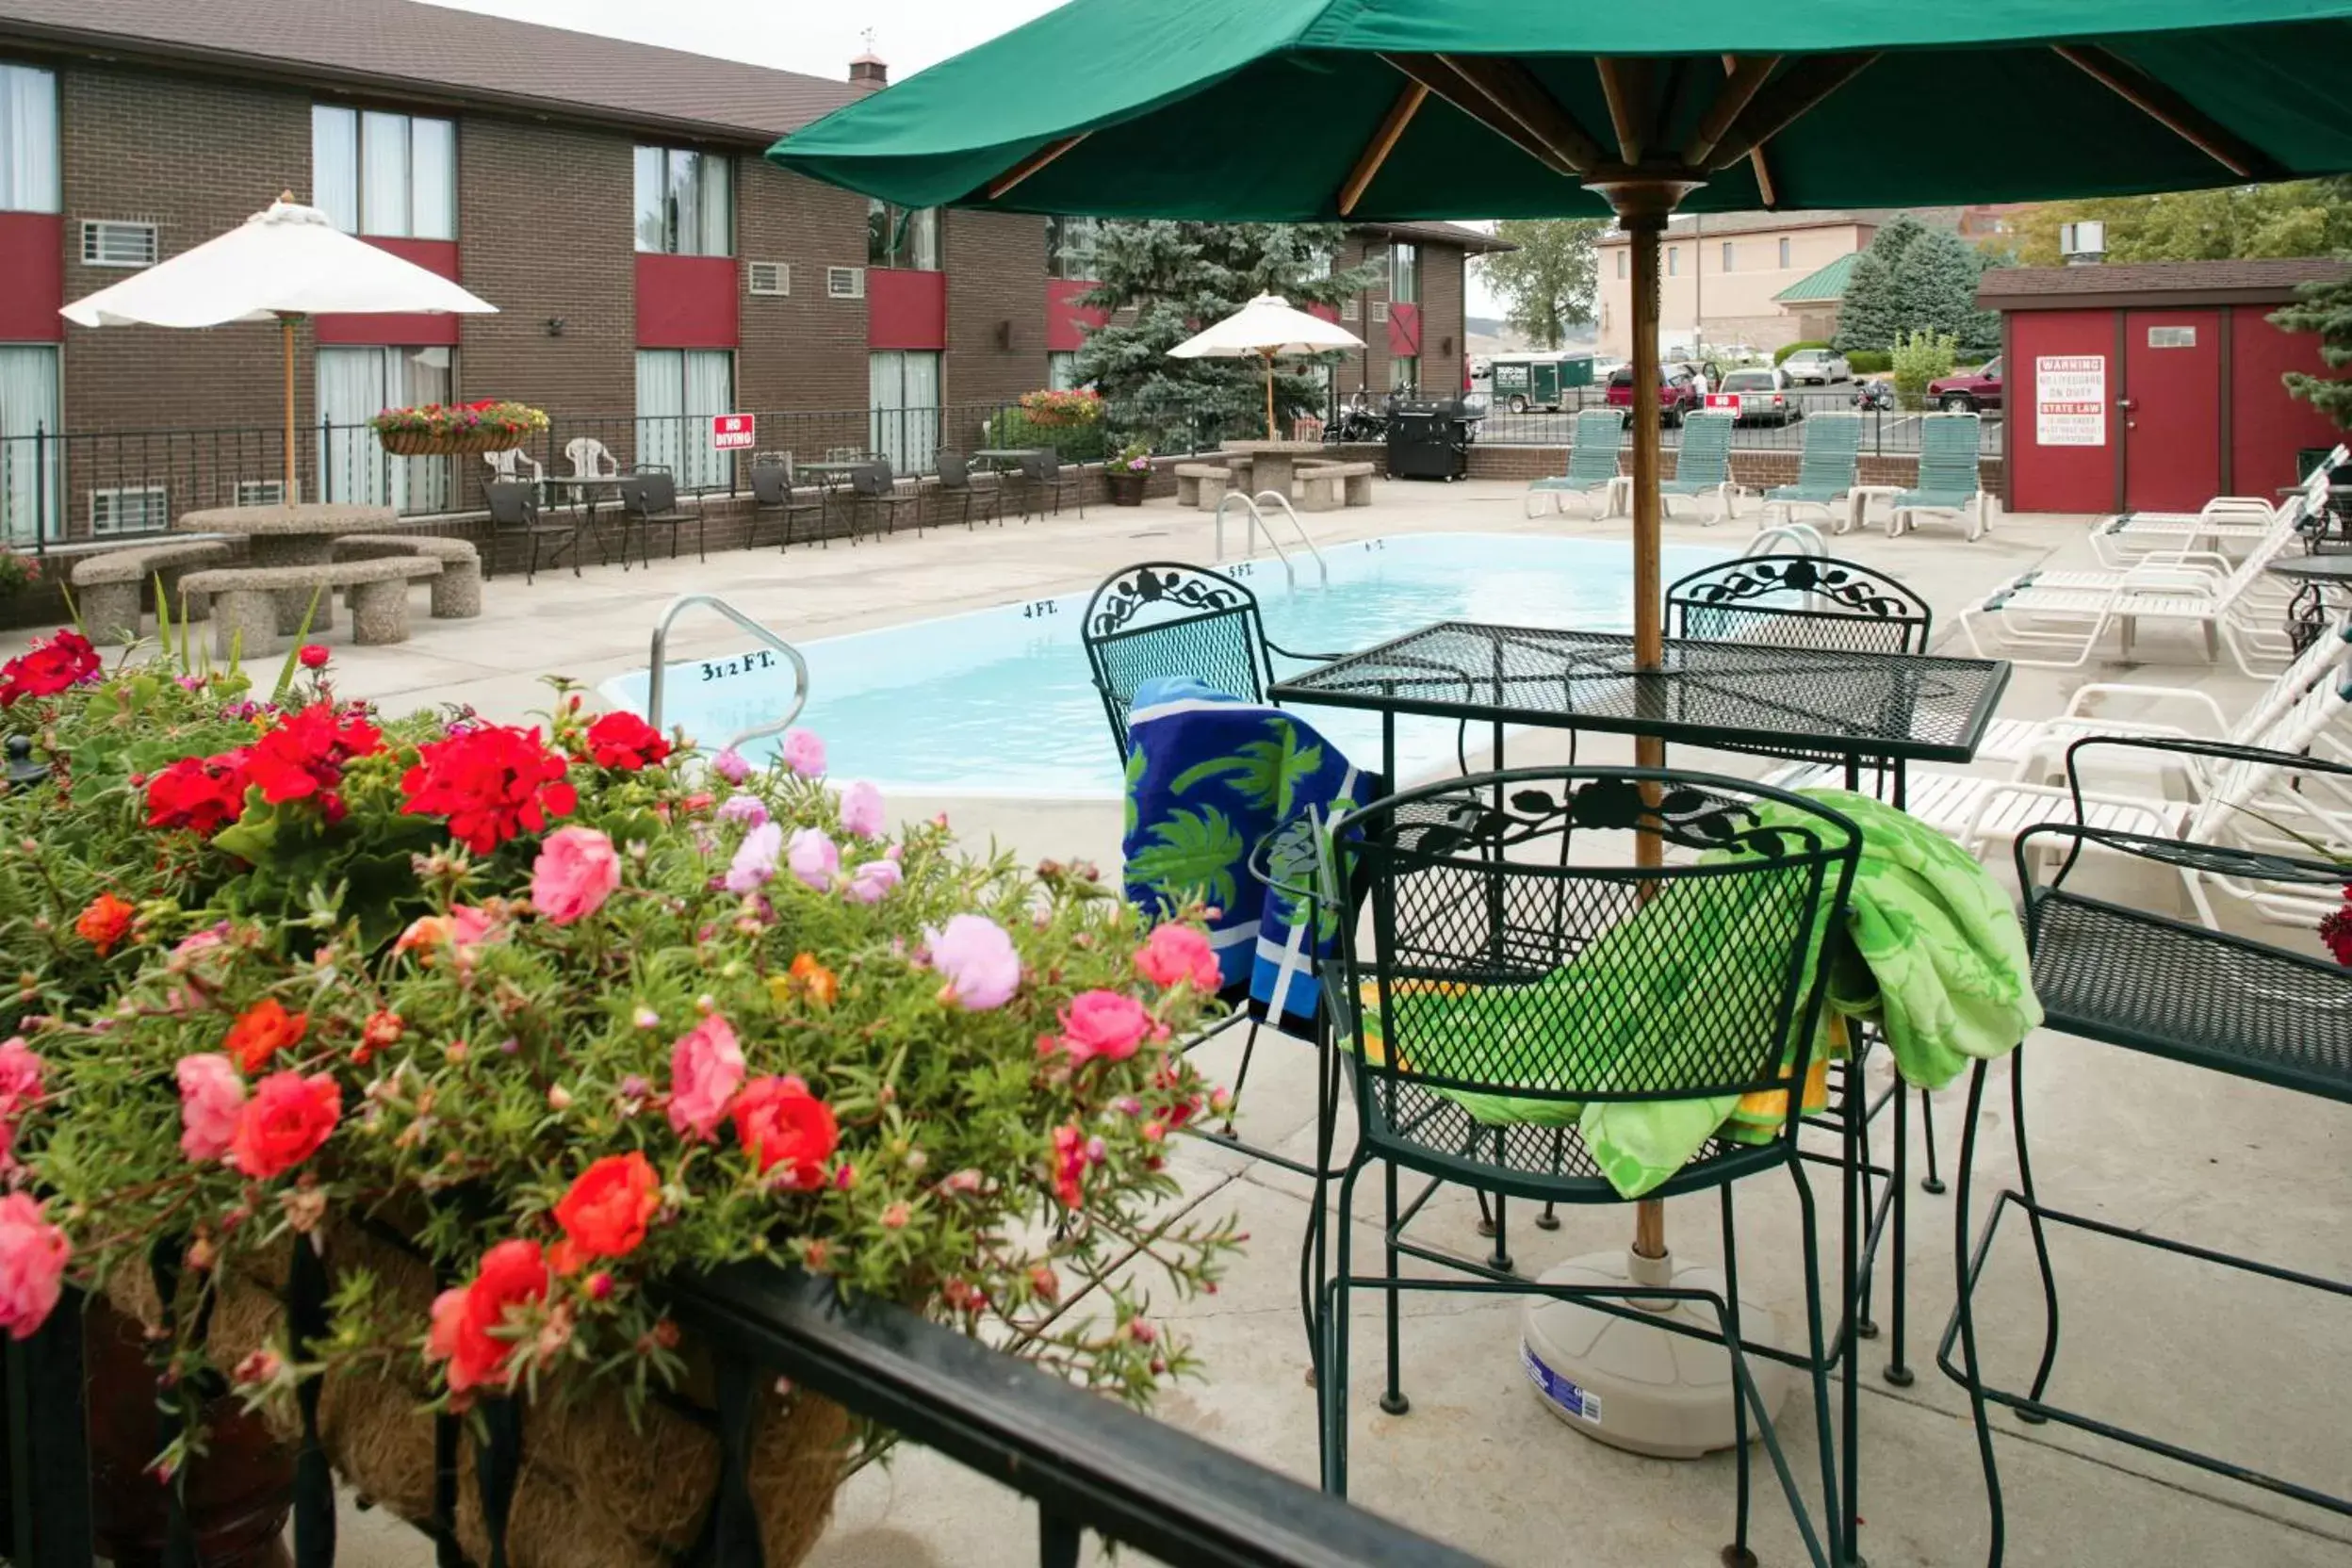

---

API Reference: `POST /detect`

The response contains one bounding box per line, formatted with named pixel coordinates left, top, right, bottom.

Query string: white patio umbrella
left=60, top=196, right=498, bottom=501
left=1168, top=292, right=1364, bottom=440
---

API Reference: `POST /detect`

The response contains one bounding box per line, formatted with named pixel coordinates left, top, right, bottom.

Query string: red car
left=1605, top=366, right=1700, bottom=426
left=1927, top=356, right=2003, bottom=413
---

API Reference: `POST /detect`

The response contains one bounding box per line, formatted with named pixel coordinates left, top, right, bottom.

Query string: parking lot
left=1468, top=385, right=2004, bottom=452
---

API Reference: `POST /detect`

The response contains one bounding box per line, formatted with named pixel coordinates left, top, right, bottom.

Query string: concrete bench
left=68, top=540, right=234, bottom=641
left=334, top=534, right=483, bottom=620
left=181, top=559, right=442, bottom=658
left=1172, top=459, right=1254, bottom=510
left=1295, top=461, right=1377, bottom=512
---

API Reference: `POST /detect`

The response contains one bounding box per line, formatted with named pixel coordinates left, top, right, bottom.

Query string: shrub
left=1772, top=340, right=1832, bottom=366
left=1845, top=350, right=1893, bottom=375
left=981, top=404, right=1108, bottom=465
left=1890, top=332, right=1957, bottom=411
left=0, top=547, right=39, bottom=597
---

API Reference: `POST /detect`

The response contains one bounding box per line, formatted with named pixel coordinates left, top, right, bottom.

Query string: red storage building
left=1981, top=259, right=2348, bottom=516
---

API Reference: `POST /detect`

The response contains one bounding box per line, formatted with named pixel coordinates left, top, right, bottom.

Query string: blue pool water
left=600, top=532, right=1726, bottom=796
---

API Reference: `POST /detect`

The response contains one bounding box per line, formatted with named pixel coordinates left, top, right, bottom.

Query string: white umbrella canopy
left=1168, top=291, right=1364, bottom=438
left=60, top=198, right=498, bottom=499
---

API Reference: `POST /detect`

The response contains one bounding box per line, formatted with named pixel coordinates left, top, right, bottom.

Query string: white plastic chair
left=565, top=437, right=619, bottom=478
left=484, top=448, right=544, bottom=485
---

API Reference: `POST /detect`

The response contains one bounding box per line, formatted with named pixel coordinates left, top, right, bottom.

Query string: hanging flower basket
left=373, top=400, right=548, bottom=457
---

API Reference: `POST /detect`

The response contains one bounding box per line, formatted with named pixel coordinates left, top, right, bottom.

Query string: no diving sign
left=710, top=413, right=757, bottom=451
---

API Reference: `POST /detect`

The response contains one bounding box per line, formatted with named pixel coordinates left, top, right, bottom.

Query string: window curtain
left=0, top=64, right=59, bottom=214
left=694, top=155, right=731, bottom=257
left=361, top=111, right=410, bottom=237
left=868, top=351, right=938, bottom=474
left=410, top=118, right=455, bottom=241
left=316, top=348, right=385, bottom=509
left=395, top=348, right=453, bottom=513
left=636, top=350, right=686, bottom=483
left=901, top=351, right=940, bottom=472
left=680, top=351, right=733, bottom=491
left=632, top=147, right=665, bottom=252
left=0, top=347, right=59, bottom=545
left=311, top=106, right=359, bottom=232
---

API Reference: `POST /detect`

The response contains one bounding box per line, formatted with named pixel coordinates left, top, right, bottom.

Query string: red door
left=2122, top=309, right=2222, bottom=513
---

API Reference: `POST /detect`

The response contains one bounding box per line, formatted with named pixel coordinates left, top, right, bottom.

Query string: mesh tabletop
left=1267, top=621, right=2010, bottom=763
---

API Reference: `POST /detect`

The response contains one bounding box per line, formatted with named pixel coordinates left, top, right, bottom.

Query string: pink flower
left=395, top=905, right=499, bottom=957
left=667, top=1013, right=744, bottom=1140
left=176, top=1053, right=247, bottom=1162
left=724, top=821, right=782, bottom=894
left=1135, top=924, right=1221, bottom=993
left=0, top=1038, right=42, bottom=1119
left=172, top=921, right=233, bottom=960
left=0, top=1194, right=70, bottom=1339
left=840, top=781, right=884, bottom=839
left=844, top=858, right=902, bottom=905
left=926, top=915, right=1021, bottom=1010
left=710, top=747, right=754, bottom=785
left=780, top=728, right=826, bottom=777
left=787, top=828, right=839, bottom=892
left=717, top=794, right=768, bottom=827
left=530, top=826, right=620, bottom=925
left=1057, top=990, right=1153, bottom=1065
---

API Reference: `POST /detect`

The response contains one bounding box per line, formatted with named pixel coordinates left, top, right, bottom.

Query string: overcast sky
left=418, top=0, right=1505, bottom=317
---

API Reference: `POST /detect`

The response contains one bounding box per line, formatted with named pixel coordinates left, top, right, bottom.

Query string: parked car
left=1782, top=348, right=1851, bottom=384
left=1605, top=366, right=1700, bottom=426
left=1927, top=355, right=2003, bottom=413
left=1710, top=368, right=1805, bottom=427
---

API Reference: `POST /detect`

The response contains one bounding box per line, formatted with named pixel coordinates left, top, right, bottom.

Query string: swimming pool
left=599, top=532, right=1727, bottom=797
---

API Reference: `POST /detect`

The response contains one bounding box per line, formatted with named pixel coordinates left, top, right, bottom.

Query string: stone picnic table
left=175, top=503, right=399, bottom=633
left=1216, top=439, right=1330, bottom=503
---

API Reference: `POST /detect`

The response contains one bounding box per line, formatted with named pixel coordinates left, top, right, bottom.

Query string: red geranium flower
left=580, top=711, right=671, bottom=773
left=245, top=704, right=384, bottom=808
left=548, top=1152, right=662, bottom=1274
left=0, top=630, right=99, bottom=707
left=400, top=724, right=578, bottom=855
left=145, top=751, right=253, bottom=836
left=74, top=892, right=136, bottom=956
left=731, top=1075, right=840, bottom=1189
left=227, top=1070, right=340, bottom=1179
left=298, top=645, right=330, bottom=670
left=427, top=1238, right=550, bottom=1395
left=2321, top=890, right=2352, bottom=966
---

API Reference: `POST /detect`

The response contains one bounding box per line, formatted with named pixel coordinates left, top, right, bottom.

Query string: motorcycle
left=1328, top=389, right=1387, bottom=444
left=1852, top=378, right=1897, bottom=412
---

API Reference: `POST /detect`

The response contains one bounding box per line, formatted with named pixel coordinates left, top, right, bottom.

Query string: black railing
left=1468, top=384, right=2008, bottom=455
left=3, top=1265, right=1489, bottom=1568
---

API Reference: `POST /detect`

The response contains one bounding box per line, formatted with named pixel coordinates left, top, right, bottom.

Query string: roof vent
left=2059, top=220, right=2106, bottom=267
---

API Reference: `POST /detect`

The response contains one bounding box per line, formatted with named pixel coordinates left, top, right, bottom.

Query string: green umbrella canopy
left=770, top=0, right=2352, bottom=220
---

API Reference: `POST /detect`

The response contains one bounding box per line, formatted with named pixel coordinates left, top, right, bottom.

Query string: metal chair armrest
left=2014, top=820, right=2348, bottom=902
left=1266, top=640, right=1348, bottom=666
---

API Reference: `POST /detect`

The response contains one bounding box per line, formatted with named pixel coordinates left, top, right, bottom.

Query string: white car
left=1782, top=348, right=1852, bottom=384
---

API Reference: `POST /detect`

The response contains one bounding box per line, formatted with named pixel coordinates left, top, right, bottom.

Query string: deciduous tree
left=1478, top=219, right=1605, bottom=350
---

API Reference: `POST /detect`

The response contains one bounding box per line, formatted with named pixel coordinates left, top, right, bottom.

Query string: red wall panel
left=1387, top=301, right=1422, bottom=358
left=1305, top=302, right=1340, bottom=325
left=634, top=253, right=739, bottom=350
left=0, top=213, right=64, bottom=343
left=2010, top=309, right=2117, bottom=515
left=1044, top=277, right=1105, bottom=352
left=868, top=268, right=946, bottom=351
left=2230, top=304, right=2342, bottom=498
left=316, top=237, right=464, bottom=347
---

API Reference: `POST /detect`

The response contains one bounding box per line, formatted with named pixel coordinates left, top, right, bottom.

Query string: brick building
left=0, top=0, right=1494, bottom=542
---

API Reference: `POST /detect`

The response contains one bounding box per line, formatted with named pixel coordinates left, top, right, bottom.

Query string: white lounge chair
left=2088, top=446, right=2343, bottom=566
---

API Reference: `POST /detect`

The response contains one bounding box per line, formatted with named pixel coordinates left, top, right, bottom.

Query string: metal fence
left=1470, top=384, right=2007, bottom=455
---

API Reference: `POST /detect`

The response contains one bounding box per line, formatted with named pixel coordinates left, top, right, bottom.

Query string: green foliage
left=1890, top=331, right=1958, bottom=412
left=2271, top=270, right=2352, bottom=429
left=1071, top=222, right=1383, bottom=449
left=2004, top=183, right=2352, bottom=267
left=0, top=547, right=39, bottom=597
left=1772, top=340, right=1831, bottom=366
left=1835, top=217, right=2001, bottom=358
left=1846, top=350, right=1892, bottom=374
left=1480, top=219, right=1606, bottom=351
left=980, top=404, right=1107, bottom=464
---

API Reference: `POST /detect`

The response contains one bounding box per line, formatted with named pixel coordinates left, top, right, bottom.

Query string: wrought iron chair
left=1081, top=561, right=1338, bottom=759
left=615, top=470, right=701, bottom=566
left=1018, top=448, right=1084, bottom=521
left=748, top=456, right=825, bottom=551
left=843, top=459, right=922, bottom=542
left=934, top=450, right=1004, bottom=530
left=482, top=481, right=580, bottom=584
left=1317, top=768, right=1861, bottom=1567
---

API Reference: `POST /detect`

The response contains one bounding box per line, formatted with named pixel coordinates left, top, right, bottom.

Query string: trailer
left=1487, top=352, right=1595, bottom=413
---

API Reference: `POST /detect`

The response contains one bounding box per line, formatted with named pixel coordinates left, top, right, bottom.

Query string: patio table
left=174, top=503, right=396, bottom=570
left=542, top=473, right=629, bottom=567
left=2266, top=553, right=2352, bottom=654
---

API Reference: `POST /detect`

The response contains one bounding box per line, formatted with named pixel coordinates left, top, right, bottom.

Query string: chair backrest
left=564, top=437, right=617, bottom=478
left=1330, top=769, right=1858, bottom=1125
left=850, top=460, right=896, bottom=497
left=2220, top=497, right=2311, bottom=597
left=483, top=481, right=537, bottom=529
left=1793, top=412, right=1864, bottom=490
left=1024, top=448, right=1062, bottom=480
left=748, top=464, right=790, bottom=506
left=634, top=471, right=678, bottom=513
left=1082, top=562, right=1277, bottom=760
left=2186, top=675, right=2352, bottom=843
left=1914, top=414, right=1984, bottom=494
left=1566, top=408, right=1625, bottom=483
left=613, top=474, right=646, bottom=514
left=484, top=448, right=543, bottom=483
left=1672, top=412, right=1734, bottom=485
left=936, top=450, right=972, bottom=490
left=1667, top=554, right=1933, bottom=655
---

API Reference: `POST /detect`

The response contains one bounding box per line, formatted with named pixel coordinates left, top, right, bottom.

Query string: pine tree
left=2272, top=270, right=2352, bottom=428
left=1070, top=222, right=1384, bottom=449
left=1834, top=217, right=2001, bottom=357
left=1831, top=215, right=1927, bottom=355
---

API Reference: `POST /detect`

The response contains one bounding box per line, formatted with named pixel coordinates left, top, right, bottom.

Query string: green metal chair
left=1526, top=408, right=1626, bottom=518
left=1890, top=413, right=1990, bottom=541
left=1762, top=412, right=1864, bottom=532
left=1659, top=410, right=1740, bottom=525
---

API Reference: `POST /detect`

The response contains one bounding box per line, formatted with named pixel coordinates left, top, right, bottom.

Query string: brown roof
left=1597, top=209, right=1886, bottom=245
left=0, top=0, right=863, bottom=143
left=1979, top=258, right=2347, bottom=308
left=1353, top=220, right=1513, bottom=255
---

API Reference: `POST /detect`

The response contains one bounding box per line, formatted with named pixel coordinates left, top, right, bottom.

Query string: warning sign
left=710, top=413, right=757, bottom=451
left=2034, top=356, right=2105, bottom=448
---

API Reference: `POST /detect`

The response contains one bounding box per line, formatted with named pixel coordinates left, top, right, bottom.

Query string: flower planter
left=376, top=428, right=525, bottom=458
left=1104, top=470, right=1150, bottom=507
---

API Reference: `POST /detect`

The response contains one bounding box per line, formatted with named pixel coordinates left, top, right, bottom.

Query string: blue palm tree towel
left=1122, top=678, right=1379, bottom=1029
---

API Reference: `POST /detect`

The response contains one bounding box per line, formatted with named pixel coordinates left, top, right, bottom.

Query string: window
left=312, top=106, right=455, bottom=238
left=636, top=350, right=734, bottom=491
left=80, top=220, right=158, bottom=268
left=633, top=146, right=731, bottom=256
left=1721, top=241, right=1734, bottom=271
left=1615, top=250, right=1626, bottom=280
left=1389, top=241, right=1419, bottom=305
left=869, top=351, right=940, bottom=473
left=1388, top=355, right=1419, bottom=394
left=0, top=345, right=59, bottom=543
left=318, top=346, right=455, bottom=513
left=1046, top=216, right=1099, bottom=280
left=1667, top=247, right=1679, bottom=277
left=0, top=64, right=57, bottom=213
left=1778, top=237, right=1791, bottom=269
left=868, top=201, right=939, bottom=270
left=1047, top=351, right=1081, bottom=391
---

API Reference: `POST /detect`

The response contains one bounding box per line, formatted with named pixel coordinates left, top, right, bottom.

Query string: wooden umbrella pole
left=279, top=313, right=298, bottom=503
left=1264, top=350, right=1277, bottom=440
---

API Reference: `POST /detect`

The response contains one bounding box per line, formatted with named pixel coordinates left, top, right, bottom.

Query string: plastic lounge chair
left=2087, top=445, right=2343, bottom=565
left=1526, top=409, right=1625, bottom=518
left=1887, top=414, right=1988, bottom=541
left=1759, top=412, right=1863, bottom=531
left=748, top=457, right=825, bottom=551
left=1658, top=410, right=1739, bottom=525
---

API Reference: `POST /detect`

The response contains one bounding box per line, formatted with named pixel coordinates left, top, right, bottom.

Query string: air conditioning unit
left=826, top=266, right=866, bottom=300
left=1371, top=301, right=1390, bottom=323
left=1340, top=299, right=1361, bottom=322
left=90, top=485, right=168, bottom=535
left=80, top=220, right=158, bottom=268
left=747, top=260, right=791, bottom=297
left=234, top=480, right=286, bottom=507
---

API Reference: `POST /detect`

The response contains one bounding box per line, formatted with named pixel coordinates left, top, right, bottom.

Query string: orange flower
left=355, top=1010, right=403, bottom=1065
left=223, top=998, right=308, bottom=1073
left=770, top=953, right=838, bottom=1009
left=548, top=1152, right=661, bottom=1275
left=74, top=893, right=136, bottom=956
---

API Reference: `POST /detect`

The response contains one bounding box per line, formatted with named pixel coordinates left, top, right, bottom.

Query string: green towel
left=1348, top=788, right=2037, bottom=1199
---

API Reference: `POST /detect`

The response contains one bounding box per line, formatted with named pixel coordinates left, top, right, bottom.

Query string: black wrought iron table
left=2265, top=552, right=2352, bottom=654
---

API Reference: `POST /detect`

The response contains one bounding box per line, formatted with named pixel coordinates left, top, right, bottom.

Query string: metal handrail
left=645, top=593, right=810, bottom=752
left=1212, top=490, right=1329, bottom=587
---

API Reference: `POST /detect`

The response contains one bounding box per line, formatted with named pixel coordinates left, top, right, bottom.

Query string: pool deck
left=36, top=482, right=2352, bottom=1566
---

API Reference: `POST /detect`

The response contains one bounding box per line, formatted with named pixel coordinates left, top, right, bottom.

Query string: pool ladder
left=645, top=593, right=811, bottom=752
left=1213, top=489, right=1330, bottom=589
